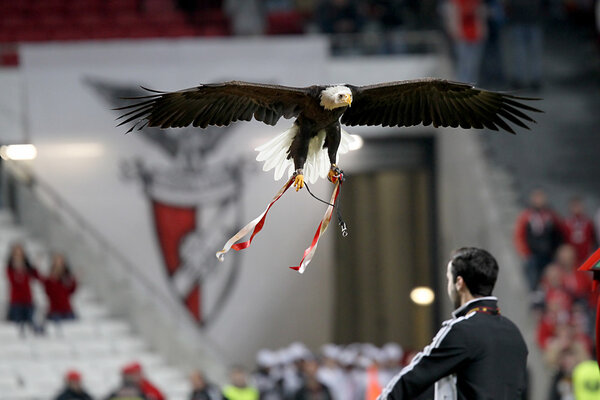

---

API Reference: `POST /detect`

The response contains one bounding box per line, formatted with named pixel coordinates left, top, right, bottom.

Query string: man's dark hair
left=450, top=247, right=499, bottom=296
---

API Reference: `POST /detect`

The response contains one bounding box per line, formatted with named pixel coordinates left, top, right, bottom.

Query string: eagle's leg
left=293, top=170, right=304, bottom=192
left=324, top=124, right=342, bottom=182
left=288, top=125, right=311, bottom=192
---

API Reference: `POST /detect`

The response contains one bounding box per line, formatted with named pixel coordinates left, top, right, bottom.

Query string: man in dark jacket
left=54, top=370, right=93, bottom=400
left=514, top=189, right=564, bottom=290
left=504, top=0, right=544, bottom=90
left=378, top=247, right=528, bottom=399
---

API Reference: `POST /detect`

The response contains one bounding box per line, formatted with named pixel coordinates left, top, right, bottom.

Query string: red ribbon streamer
left=291, top=179, right=342, bottom=273
left=217, top=175, right=343, bottom=275
left=216, top=177, right=294, bottom=261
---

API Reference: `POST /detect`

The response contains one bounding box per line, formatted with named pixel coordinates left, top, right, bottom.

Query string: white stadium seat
left=0, top=342, right=34, bottom=359
left=98, top=320, right=131, bottom=337
left=112, top=335, right=147, bottom=353
left=73, top=340, right=115, bottom=357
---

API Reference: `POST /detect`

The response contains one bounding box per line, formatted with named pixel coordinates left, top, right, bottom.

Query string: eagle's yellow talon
left=294, top=174, right=304, bottom=191
left=327, top=169, right=336, bottom=182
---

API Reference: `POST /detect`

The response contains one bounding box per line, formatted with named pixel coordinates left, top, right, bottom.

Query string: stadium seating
left=0, top=0, right=230, bottom=48
left=0, top=210, right=191, bottom=399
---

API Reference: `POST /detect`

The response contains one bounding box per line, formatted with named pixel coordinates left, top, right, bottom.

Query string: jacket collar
left=452, top=296, right=498, bottom=318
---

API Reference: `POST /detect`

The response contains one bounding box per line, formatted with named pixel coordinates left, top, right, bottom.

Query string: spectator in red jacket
left=442, top=0, right=488, bottom=83
left=514, top=189, right=564, bottom=290
left=122, top=362, right=165, bottom=400
left=563, top=196, right=597, bottom=266
left=42, top=253, right=77, bottom=321
left=555, top=244, right=594, bottom=309
left=5, top=242, right=42, bottom=334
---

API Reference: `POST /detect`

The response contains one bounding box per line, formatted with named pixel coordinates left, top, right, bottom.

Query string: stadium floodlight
left=0, top=144, right=37, bottom=160
left=410, top=286, right=435, bottom=306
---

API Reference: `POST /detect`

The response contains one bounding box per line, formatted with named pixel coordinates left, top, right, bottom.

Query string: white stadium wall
left=0, top=70, right=27, bottom=144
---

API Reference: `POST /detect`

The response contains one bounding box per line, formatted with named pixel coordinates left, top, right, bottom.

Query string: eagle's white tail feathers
left=255, top=126, right=296, bottom=181
left=338, top=128, right=356, bottom=154
left=255, top=126, right=357, bottom=183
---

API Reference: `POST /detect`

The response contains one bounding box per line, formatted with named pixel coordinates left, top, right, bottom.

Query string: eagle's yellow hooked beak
left=344, top=93, right=352, bottom=106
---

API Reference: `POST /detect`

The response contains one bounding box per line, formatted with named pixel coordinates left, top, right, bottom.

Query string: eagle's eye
left=338, top=94, right=344, bottom=99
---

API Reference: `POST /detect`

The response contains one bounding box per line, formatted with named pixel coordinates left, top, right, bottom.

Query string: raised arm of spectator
left=26, top=263, right=42, bottom=281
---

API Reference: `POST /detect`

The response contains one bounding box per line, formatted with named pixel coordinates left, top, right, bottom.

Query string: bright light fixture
left=410, top=286, right=435, bottom=306
left=0, top=144, right=38, bottom=160
left=348, top=134, right=364, bottom=151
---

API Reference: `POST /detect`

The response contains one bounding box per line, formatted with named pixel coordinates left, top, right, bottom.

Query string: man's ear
left=455, top=276, right=465, bottom=291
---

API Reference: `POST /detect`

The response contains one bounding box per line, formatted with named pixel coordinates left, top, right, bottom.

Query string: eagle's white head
left=320, top=85, right=353, bottom=110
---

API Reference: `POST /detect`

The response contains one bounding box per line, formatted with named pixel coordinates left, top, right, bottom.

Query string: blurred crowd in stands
left=50, top=341, right=406, bottom=400
left=514, top=189, right=600, bottom=399
left=53, top=361, right=166, bottom=400
left=178, top=0, right=598, bottom=88
left=5, top=242, right=77, bottom=336
left=2, top=0, right=598, bottom=80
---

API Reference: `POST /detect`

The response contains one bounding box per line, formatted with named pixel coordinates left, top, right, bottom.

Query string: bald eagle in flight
left=117, top=79, right=540, bottom=190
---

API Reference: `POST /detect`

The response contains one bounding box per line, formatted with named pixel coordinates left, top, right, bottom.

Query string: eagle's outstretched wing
left=341, top=79, right=542, bottom=133
left=116, top=81, right=315, bottom=132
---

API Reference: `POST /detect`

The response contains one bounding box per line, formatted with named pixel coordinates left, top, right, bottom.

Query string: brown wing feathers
left=116, top=81, right=311, bottom=132
left=341, top=79, right=541, bottom=134
left=116, top=79, right=541, bottom=135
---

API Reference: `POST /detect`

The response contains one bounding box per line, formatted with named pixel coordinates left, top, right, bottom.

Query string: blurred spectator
left=317, top=344, right=346, bottom=400
left=480, top=0, right=506, bottom=87
left=544, top=323, right=589, bottom=369
left=252, top=349, right=284, bottom=400
left=564, top=197, right=596, bottom=266
left=570, top=299, right=594, bottom=339
left=572, top=359, right=600, bottom=400
left=504, top=0, right=544, bottom=90
left=224, top=0, right=266, bottom=35
left=54, top=370, right=93, bottom=400
left=5, top=242, right=43, bottom=334
left=365, top=364, right=382, bottom=400
left=106, top=365, right=147, bottom=400
left=316, top=0, right=364, bottom=34
left=121, top=362, right=165, bottom=400
left=338, top=347, right=367, bottom=400
left=189, top=370, right=220, bottom=400
left=283, top=342, right=311, bottom=397
left=547, top=347, right=580, bottom=400
left=42, top=253, right=78, bottom=322
left=442, top=0, right=488, bottom=83
left=378, top=343, right=403, bottom=384
left=222, top=366, right=259, bottom=400
left=555, top=244, right=592, bottom=302
left=293, top=356, right=333, bottom=400
left=541, top=263, right=573, bottom=312
left=365, top=0, right=404, bottom=31
left=514, top=189, right=564, bottom=290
